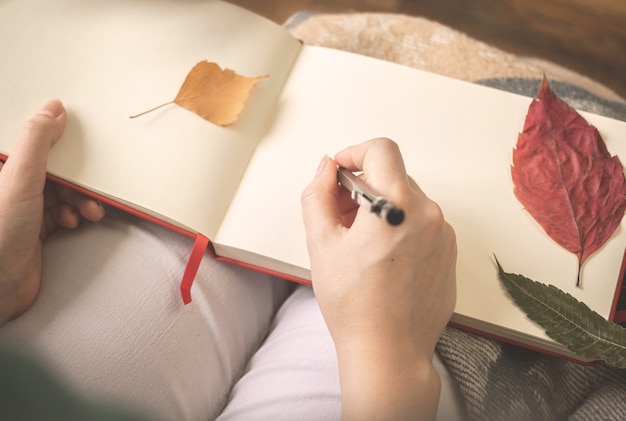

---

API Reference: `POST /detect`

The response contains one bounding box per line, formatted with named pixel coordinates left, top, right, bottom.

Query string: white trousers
left=1, top=209, right=466, bottom=420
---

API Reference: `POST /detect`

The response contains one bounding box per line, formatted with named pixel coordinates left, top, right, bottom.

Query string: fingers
left=301, top=154, right=342, bottom=246
left=0, top=100, right=105, bottom=241
left=303, top=138, right=417, bottom=237
left=41, top=185, right=106, bottom=238
left=334, top=137, right=404, bottom=172
left=334, top=138, right=410, bottom=198
left=41, top=203, right=80, bottom=240
left=41, top=199, right=105, bottom=238
left=0, top=100, right=67, bottom=199
left=47, top=184, right=106, bottom=222
left=302, top=138, right=432, bottom=241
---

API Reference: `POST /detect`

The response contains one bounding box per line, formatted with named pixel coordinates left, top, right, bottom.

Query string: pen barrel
left=337, top=167, right=404, bottom=225
left=371, top=197, right=405, bottom=226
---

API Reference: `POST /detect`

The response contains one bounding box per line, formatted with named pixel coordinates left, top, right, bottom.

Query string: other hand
left=0, top=100, right=105, bottom=325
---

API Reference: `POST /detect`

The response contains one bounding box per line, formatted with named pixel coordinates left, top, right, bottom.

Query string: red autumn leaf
left=511, top=76, right=626, bottom=285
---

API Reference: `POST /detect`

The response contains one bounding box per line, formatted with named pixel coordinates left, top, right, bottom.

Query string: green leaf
left=495, top=257, right=626, bottom=368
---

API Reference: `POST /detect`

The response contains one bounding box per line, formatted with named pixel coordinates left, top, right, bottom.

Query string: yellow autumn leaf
left=131, top=61, right=268, bottom=126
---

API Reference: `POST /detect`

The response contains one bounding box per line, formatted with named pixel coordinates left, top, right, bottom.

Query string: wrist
left=336, top=342, right=441, bottom=421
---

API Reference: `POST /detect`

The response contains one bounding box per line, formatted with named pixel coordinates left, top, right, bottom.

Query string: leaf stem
left=129, top=101, right=175, bottom=119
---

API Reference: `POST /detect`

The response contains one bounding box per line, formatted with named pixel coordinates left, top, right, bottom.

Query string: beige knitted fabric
left=289, top=13, right=624, bottom=104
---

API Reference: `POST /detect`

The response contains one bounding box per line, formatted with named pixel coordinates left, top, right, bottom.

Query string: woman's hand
left=301, top=138, right=457, bottom=420
left=0, top=100, right=106, bottom=325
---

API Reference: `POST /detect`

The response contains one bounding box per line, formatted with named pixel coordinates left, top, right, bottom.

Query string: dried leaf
left=511, top=76, right=626, bottom=285
left=131, top=61, right=268, bottom=126
left=496, top=257, right=626, bottom=368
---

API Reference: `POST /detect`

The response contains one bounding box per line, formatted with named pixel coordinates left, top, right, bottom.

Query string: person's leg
left=0, top=208, right=293, bottom=421
left=217, top=285, right=467, bottom=421
left=216, top=285, right=340, bottom=421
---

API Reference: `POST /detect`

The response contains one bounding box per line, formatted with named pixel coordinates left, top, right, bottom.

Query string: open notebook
left=1, top=0, right=624, bottom=363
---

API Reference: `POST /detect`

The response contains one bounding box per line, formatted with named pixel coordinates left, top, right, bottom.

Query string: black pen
left=337, top=167, right=405, bottom=226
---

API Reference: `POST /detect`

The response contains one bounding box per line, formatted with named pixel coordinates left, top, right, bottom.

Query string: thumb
left=0, top=100, right=67, bottom=196
left=301, top=154, right=341, bottom=246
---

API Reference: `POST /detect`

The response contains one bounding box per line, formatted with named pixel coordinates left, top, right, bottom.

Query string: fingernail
left=316, top=154, right=329, bottom=175
left=37, top=100, right=65, bottom=119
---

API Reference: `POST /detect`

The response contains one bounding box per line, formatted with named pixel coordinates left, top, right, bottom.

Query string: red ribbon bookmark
left=180, top=233, right=209, bottom=304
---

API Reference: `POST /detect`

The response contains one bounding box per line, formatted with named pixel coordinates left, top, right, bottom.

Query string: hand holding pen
left=301, top=137, right=457, bottom=421
left=337, top=167, right=405, bottom=226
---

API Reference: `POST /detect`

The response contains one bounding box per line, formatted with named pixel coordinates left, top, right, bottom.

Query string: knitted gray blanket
left=288, top=13, right=626, bottom=421
left=438, top=326, right=626, bottom=421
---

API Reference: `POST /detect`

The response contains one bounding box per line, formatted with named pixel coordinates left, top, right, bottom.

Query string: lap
left=0, top=209, right=293, bottom=421
left=1, top=208, right=466, bottom=421
left=218, top=285, right=468, bottom=421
